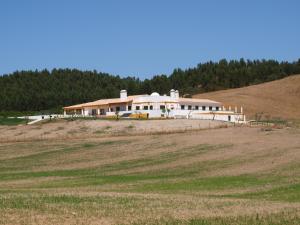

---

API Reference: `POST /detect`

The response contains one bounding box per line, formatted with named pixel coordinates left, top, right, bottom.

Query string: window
left=160, top=105, right=165, bottom=110
left=116, top=106, right=120, bottom=112
left=150, top=105, right=153, bottom=110
left=202, top=106, right=206, bottom=111
left=136, top=106, right=140, bottom=110
left=92, top=109, right=97, bottom=115
left=188, top=105, right=192, bottom=110
left=181, top=105, right=185, bottom=110
left=143, top=105, right=148, bottom=110
left=216, top=106, right=219, bottom=111
left=128, top=105, right=132, bottom=111
left=100, top=109, right=105, bottom=115
left=66, top=110, right=74, bottom=115
left=228, top=115, right=231, bottom=121
left=195, top=106, right=199, bottom=110
left=110, top=108, right=114, bottom=112
left=209, top=106, right=212, bottom=111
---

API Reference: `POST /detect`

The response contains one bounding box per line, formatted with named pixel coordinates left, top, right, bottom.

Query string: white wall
left=190, top=112, right=245, bottom=122
left=65, top=105, right=245, bottom=123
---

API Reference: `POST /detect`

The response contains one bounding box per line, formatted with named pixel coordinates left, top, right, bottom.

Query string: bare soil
left=0, top=118, right=227, bottom=142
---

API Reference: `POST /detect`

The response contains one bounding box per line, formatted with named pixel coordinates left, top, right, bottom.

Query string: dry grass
left=0, top=119, right=228, bottom=143
left=0, top=120, right=300, bottom=224
left=193, top=74, right=300, bottom=120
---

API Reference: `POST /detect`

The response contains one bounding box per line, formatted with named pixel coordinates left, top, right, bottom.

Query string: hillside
left=193, top=74, right=300, bottom=120
left=1, top=59, right=299, bottom=112
left=0, top=120, right=300, bottom=224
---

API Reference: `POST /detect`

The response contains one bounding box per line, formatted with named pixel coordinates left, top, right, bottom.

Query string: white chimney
left=120, top=90, right=127, bottom=99
left=175, top=90, right=179, bottom=99
left=170, top=89, right=175, bottom=98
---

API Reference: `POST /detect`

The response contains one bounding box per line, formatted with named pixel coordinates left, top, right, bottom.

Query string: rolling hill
left=193, top=74, right=300, bottom=120
left=1, top=122, right=300, bottom=224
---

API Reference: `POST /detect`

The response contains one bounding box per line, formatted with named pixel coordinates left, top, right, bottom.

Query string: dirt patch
left=0, top=119, right=228, bottom=142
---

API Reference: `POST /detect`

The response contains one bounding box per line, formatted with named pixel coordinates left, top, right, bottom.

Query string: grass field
left=0, top=121, right=300, bottom=224
left=0, top=117, right=28, bottom=126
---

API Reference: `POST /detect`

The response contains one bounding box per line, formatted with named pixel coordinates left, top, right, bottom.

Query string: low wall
left=105, top=110, right=245, bottom=122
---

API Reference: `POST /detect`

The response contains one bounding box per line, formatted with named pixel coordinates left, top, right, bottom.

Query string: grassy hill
left=193, top=74, right=300, bottom=120
left=0, top=120, right=300, bottom=224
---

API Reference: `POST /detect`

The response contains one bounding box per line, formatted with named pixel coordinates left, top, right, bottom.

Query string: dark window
left=181, top=105, right=185, bottom=110
left=209, top=106, right=212, bottom=111
left=116, top=106, right=120, bottom=111
left=202, top=106, right=206, bottom=111
left=92, top=109, right=97, bottom=115
left=216, top=106, right=219, bottom=111
left=136, top=106, right=140, bottom=110
left=110, top=108, right=114, bottom=112
left=143, top=105, right=148, bottom=110
left=150, top=105, right=153, bottom=110
left=195, top=106, right=199, bottom=110
left=188, top=105, right=192, bottom=110
left=228, top=115, right=231, bottom=121
left=160, top=105, right=165, bottom=110
left=100, top=109, right=105, bottom=115
left=128, top=105, right=132, bottom=111
left=66, top=110, right=73, bottom=115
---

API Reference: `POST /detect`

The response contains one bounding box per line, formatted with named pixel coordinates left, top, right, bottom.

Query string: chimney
left=175, top=90, right=179, bottom=99
left=170, top=89, right=175, bottom=98
left=120, top=90, right=127, bottom=99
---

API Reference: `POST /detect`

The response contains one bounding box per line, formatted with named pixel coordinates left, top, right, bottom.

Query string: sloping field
left=0, top=118, right=226, bottom=142
left=193, top=75, right=300, bottom=119
left=0, top=121, right=300, bottom=224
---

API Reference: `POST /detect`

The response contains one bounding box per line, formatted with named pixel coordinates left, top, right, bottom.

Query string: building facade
left=63, top=90, right=245, bottom=122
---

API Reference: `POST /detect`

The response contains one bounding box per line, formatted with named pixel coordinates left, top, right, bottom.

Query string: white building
left=63, top=90, right=245, bottom=122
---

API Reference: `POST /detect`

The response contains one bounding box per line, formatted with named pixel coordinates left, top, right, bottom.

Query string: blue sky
left=1, top=0, right=299, bottom=78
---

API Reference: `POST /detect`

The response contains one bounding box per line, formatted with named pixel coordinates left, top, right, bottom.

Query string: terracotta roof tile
left=64, top=95, right=145, bottom=109
left=179, top=98, right=221, bottom=104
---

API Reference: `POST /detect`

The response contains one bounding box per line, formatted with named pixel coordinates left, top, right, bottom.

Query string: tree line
left=0, top=58, right=300, bottom=114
